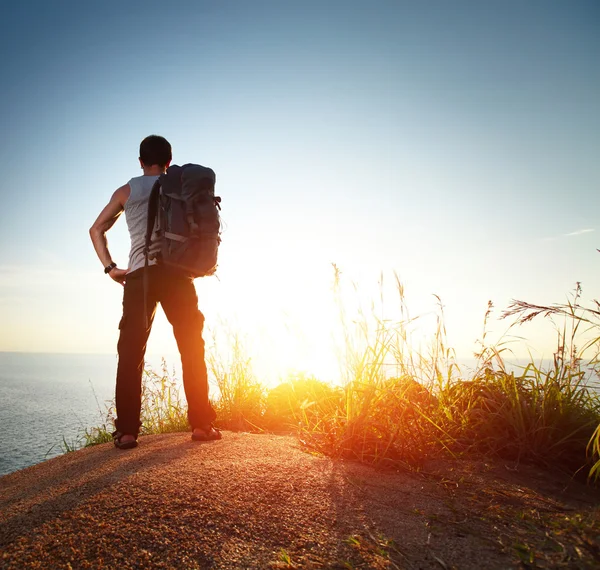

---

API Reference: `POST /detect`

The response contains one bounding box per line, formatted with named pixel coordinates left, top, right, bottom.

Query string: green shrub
left=263, top=373, right=343, bottom=432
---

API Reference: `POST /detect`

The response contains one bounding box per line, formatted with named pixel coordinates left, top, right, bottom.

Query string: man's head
left=139, top=135, right=172, bottom=169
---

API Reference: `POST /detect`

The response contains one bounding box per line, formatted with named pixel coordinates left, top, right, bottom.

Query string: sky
left=0, top=0, right=599, bottom=382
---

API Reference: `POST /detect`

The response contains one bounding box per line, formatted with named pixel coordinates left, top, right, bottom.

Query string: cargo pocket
left=196, top=310, right=205, bottom=331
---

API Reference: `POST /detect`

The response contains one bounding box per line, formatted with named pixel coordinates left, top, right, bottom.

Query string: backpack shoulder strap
left=143, top=176, right=162, bottom=329
left=145, top=177, right=162, bottom=255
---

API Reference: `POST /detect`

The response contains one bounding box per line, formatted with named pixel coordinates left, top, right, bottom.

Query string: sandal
left=112, top=430, right=138, bottom=449
left=191, top=425, right=222, bottom=442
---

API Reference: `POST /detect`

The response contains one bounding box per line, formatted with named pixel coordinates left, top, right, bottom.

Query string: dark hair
left=139, top=135, right=172, bottom=167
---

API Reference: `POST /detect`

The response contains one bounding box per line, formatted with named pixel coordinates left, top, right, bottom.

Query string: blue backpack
left=144, top=164, right=222, bottom=278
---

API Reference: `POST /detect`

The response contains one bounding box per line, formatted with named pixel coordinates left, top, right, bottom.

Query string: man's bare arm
left=90, top=184, right=130, bottom=284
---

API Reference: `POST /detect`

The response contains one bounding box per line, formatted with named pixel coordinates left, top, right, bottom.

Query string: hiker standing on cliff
left=89, top=135, right=220, bottom=449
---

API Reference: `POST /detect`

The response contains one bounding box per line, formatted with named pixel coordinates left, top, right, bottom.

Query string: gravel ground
left=1, top=432, right=598, bottom=569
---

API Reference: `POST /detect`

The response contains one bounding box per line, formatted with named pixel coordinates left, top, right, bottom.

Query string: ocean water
left=0, top=353, right=118, bottom=477
left=0, top=352, right=186, bottom=477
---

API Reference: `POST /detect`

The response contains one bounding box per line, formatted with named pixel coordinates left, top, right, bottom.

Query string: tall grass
left=500, top=283, right=600, bottom=477
left=77, top=273, right=600, bottom=480
left=79, top=359, right=188, bottom=447
left=280, top=273, right=600, bottom=476
left=207, top=327, right=264, bottom=431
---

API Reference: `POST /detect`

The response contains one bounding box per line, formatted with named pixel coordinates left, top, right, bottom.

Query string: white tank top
left=124, top=175, right=159, bottom=273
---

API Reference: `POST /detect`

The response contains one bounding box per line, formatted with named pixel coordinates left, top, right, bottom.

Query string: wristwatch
left=104, top=262, right=117, bottom=274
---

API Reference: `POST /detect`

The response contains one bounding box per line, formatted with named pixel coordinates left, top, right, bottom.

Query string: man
left=89, top=135, right=220, bottom=448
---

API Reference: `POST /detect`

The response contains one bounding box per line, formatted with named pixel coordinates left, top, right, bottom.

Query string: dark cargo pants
left=115, top=266, right=216, bottom=437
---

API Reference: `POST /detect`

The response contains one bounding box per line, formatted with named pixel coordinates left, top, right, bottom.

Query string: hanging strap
left=145, top=178, right=162, bottom=255
left=143, top=178, right=162, bottom=329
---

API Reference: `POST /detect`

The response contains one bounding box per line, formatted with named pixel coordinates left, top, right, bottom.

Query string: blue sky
left=0, top=1, right=598, bottom=380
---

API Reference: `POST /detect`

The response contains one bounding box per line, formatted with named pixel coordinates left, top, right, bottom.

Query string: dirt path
left=1, top=432, right=598, bottom=569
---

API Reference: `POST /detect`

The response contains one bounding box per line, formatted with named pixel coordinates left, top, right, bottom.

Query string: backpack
left=144, top=164, right=222, bottom=278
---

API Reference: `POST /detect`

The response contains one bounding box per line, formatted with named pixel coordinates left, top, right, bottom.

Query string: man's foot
left=112, top=431, right=138, bottom=449
left=192, top=425, right=222, bottom=442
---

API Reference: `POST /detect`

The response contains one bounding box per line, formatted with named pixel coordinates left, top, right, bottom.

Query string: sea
left=1, top=352, right=598, bottom=478
left=0, top=352, right=182, bottom=478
